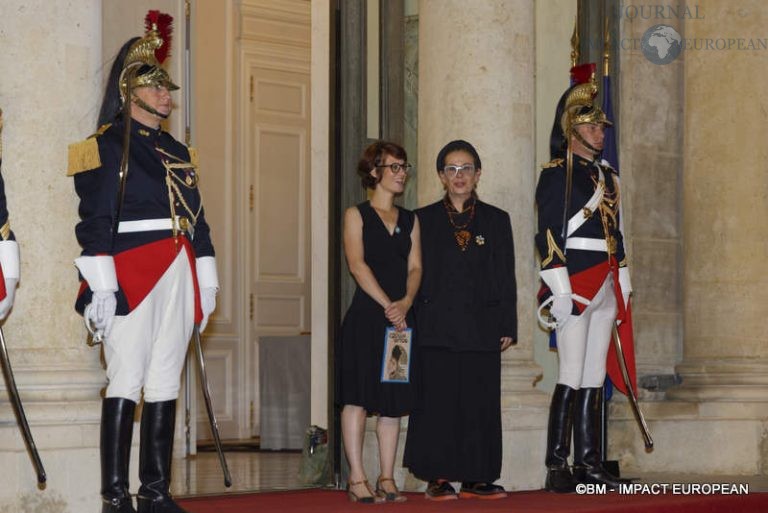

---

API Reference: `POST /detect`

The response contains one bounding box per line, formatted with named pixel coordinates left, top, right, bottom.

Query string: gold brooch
left=138, top=129, right=150, bottom=137
left=583, top=207, right=593, bottom=218
left=475, top=235, right=485, bottom=246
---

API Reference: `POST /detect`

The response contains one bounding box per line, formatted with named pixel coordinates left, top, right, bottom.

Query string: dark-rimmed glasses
left=378, top=163, right=413, bottom=175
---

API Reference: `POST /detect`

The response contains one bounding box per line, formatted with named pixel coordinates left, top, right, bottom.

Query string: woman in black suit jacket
left=403, top=140, right=517, bottom=501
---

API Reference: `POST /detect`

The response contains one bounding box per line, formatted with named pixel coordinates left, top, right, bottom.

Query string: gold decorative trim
left=541, top=229, right=566, bottom=268
left=155, top=146, right=192, bottom=165
left=0, top=220, right=10, bottom=241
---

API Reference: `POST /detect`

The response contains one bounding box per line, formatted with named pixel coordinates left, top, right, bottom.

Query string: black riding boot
left=101, top=397, right=137, bottom=513
left=137, top=400, right=188, bottom=513
left=572, top=387, right=625, bottom=490
left=544, top=384, right=577, bottom=493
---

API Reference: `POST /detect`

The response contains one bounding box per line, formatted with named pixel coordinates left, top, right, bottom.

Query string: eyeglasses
left=378, top=163, right=413, bottom=175
left=441, top=164, right=476, bottom=179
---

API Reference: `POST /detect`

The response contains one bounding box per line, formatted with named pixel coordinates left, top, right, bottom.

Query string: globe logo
left=641, top=24, right=682, bottom=65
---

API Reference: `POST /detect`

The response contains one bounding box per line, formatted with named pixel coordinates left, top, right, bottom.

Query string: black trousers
left=403, top=347, right=502, bottom=483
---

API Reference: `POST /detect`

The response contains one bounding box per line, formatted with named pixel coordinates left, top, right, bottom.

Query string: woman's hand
left=385, top=298, right=411, bottom=330
left=500, top=337, right=515, bottom=352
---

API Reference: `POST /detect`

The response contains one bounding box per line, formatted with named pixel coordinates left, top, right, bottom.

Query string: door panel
left=248, top=66, right=311, bottom=438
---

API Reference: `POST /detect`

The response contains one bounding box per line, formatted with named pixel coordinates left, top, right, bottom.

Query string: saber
left=611, top=323, right=653, bottom=450
left=192, top=325, right=232, bottom=487
left=0, top=327, right=47, bottom=484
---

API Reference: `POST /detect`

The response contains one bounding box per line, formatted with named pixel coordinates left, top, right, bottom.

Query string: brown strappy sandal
left=347, top=479, right=384, bottom=504
left=376, top=476, right=407, bottom=503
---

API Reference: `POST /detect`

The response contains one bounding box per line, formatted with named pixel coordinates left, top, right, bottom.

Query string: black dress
left=337, top=201, right=417, bottom=417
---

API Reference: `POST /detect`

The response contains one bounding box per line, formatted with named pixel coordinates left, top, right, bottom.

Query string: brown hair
left=356, top=141, right=408, bottom=189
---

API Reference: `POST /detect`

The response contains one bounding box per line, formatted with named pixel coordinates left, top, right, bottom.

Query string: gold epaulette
left=188, top=147, right=199, bottom=168
left=66, top=123, right=111, bottom=176
left=542, top=158, right=564, bottom=169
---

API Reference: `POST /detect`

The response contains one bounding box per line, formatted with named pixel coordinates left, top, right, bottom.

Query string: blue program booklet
left=380, top=327, right=412, bottom=383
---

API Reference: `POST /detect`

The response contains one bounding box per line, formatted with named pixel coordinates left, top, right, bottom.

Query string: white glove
left=540, top=267, right=573, bottom=327
left=196, top=257, right=219, bottom=333
left=0, top=240, right=20, bottom=321
left=618, top=266, right=632, bottom=309
left=85, top=290, right=117, bottom=339
left=199, top=287, right=217, bottom=333
left=550, top=294, right=573, bottom=328
left=0, top=278, right=18, bottom=321
left=75, top=255, right=118, bottom=341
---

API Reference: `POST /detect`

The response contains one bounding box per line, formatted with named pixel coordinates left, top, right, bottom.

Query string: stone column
left=415, top=0, right=548, bottom=491
left=675, top=0, right=768, bottom=404
left=610, top=0, right=768, bottom=476
left=0, top=1, right=106, bottom=511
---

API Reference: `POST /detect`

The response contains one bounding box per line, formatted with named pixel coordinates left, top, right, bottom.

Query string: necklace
left=443, top=196, right=476, bottom=251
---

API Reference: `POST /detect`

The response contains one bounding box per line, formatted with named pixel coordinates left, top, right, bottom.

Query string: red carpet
left=178, top=488, right=768, bottom=513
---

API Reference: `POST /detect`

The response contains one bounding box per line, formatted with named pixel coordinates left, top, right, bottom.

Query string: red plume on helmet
left=145, top=10, right=173, bottom=64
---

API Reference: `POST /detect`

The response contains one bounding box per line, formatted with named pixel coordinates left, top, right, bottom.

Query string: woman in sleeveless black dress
left=338, top=141, right=421, bottom=503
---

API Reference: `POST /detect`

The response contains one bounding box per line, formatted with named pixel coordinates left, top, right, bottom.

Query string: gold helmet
left=118, top=11, right=178, bottom=108
left=560, top=74, right=612, bottom=136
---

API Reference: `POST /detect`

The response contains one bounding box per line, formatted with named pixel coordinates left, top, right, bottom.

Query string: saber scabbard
left=611, top=323, right=653, bottom=451
left=0, top=327, right=47, bottom=484
left=192, top=325, right=232, bottom=487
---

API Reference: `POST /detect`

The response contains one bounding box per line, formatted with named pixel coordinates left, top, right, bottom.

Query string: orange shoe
left=459, top=482, right=508, bottom=500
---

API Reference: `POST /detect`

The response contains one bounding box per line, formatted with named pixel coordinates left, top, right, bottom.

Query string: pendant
left=394, top=226, right=401, bottom=234
left=454, top=230, right=471, bottom=252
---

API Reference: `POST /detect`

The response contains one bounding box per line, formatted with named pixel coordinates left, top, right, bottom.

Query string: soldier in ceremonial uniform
left=68, top=13, right=217, bottom=513
left=0, top=109, right=20, bottom=322
left=535, top=76, right=631, bottom=492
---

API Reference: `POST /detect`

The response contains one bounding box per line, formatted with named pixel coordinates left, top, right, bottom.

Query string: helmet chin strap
left=571, top=128, right=601, bottom=158
left=132, top=96, right=170, bottom=120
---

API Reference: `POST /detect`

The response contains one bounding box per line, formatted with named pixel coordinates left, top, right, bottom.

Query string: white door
left=247, top=65, right=312, bottom=438
left=192, top=0, right=312, bottom=443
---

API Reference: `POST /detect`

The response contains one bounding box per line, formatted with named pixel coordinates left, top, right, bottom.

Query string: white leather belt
left=118, top=216, right=188, bottom=234
left=565, top=237, right=607, bottom=252
left=566, top=166, right=605, bottom=237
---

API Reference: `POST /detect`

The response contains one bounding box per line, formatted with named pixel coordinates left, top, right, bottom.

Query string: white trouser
left=104, top=249, right=195, bottom=403
left=556, top=274, right=618, bottom=389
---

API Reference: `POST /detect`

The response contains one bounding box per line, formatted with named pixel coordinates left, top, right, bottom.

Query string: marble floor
left=171, top=451, right=313, bottom=497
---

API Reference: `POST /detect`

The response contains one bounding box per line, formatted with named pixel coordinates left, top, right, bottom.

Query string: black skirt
left=403, top=347, right=501, bottom=482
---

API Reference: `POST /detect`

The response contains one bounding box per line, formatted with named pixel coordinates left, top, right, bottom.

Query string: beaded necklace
left=443, top=195, right=476, bottom=252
